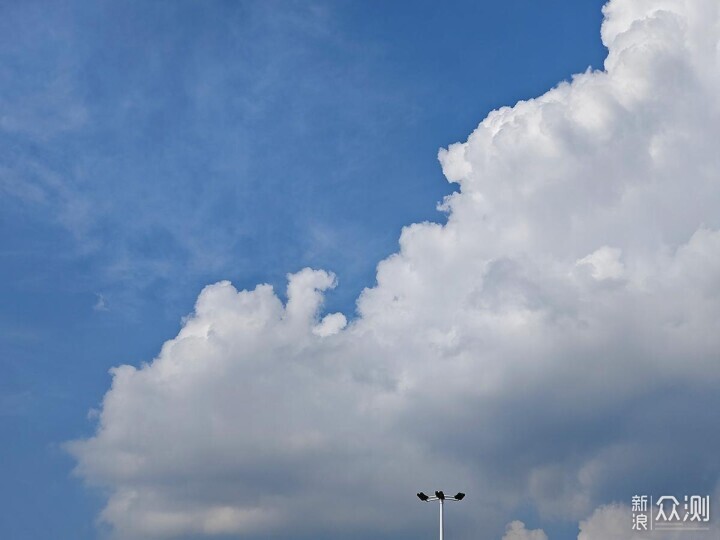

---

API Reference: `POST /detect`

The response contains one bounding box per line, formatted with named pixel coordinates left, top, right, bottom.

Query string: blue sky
left=1, top=1, right=623, bottom=538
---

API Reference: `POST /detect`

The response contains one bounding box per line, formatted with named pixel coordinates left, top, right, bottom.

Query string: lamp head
left=454, top=492, right=465, bottom=500
left=417, top=492, right=429, bottom=502
left=435, top=490, right=445, bottom=500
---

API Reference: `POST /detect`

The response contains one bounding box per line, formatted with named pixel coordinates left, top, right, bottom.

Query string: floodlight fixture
left=415, top=490, right=465, bottom=540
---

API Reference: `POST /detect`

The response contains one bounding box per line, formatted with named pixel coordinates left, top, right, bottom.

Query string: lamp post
left=416, top=490, right=465, bottom=540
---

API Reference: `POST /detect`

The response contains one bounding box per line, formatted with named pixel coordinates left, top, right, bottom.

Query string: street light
left=416, top=490, right=465, bottom=540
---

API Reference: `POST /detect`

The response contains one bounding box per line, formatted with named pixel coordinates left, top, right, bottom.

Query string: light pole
left=417, top=490, right=465, bottom=540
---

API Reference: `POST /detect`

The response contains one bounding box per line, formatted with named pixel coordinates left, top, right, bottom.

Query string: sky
left=3, top=1, right=720, bottom=539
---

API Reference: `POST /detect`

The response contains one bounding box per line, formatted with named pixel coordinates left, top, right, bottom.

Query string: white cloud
left=70, top=0, right=720, bottom=538
left=576, top=502, right=718, bottom=540
left=502, top=521, right=548, bottom=540
left=312, top=312, right=348, bottom=337
left=575, top=246, right=624, bottom=281
left=93, top=293, right=109, bottom=312
left=577, top=504, right=644, bottom=540
left=503, top=499, right=718, bottom=540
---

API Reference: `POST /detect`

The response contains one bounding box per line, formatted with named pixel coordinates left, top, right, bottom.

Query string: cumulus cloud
left=503, top=499, right=719, bottom=540
left=575, top=246, right=624, bottom=281
left=70, top=0, right=720, bottom=538
left=576, top=502, right=719, bottom=540
left=502, top=521, right=548, bottom=540
left=93, top=293, right=109, bottom=312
